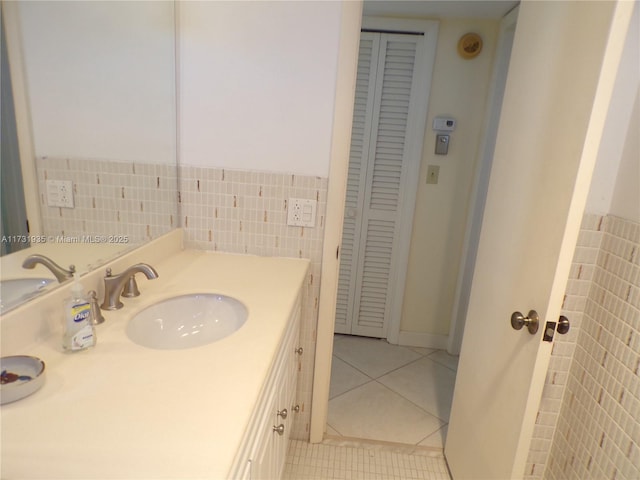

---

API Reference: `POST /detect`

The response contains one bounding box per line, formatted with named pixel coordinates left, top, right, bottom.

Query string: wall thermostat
left=433, top=116, right=456, bottom=132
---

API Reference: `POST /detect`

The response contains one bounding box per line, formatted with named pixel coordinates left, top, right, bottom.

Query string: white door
left=335, top=20, right=437, bottom=339
left=445, top=2, right=633, bottom=479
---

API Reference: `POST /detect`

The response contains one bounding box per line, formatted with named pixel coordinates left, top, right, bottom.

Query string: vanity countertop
left=0, top=249, right=309, bottom=479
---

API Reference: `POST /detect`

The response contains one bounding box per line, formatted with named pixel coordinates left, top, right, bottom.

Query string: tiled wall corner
left=525, top=213, right=606, bottom=479
left=179, top=165, right=328, bottom=440
left=544, top=215, right=640, bottom=480
left=36, top=157, right=177, bottom=243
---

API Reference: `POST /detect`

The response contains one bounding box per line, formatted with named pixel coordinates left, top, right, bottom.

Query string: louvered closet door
left=335, top=32, right=422, bottom=338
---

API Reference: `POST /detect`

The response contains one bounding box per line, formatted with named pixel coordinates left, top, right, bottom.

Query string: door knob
left=511, top=310, right=539, bottom=335
left=557, top=315, right=570, bottom=334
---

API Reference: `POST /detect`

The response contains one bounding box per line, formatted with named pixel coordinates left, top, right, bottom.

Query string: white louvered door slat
left=336, top=31, right=424, bottom=338
left=334, top=33, right=379, bottom=334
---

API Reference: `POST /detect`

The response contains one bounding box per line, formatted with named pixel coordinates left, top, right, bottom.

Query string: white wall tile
left=539, top=215, right=640, bottom=480
left=36, top=157, right=177, bottom=244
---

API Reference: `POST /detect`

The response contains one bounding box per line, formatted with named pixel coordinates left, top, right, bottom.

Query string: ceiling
left=363, top=0, right=519, bottom=19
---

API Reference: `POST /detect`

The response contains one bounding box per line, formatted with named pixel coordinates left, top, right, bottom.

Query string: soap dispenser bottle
left=62, top=273, right=96, bottom=351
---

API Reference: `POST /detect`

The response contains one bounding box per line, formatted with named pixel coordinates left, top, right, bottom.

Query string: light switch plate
left=426, top=165, right=440, bottom=184
left=46, top=179, right=74, bottom=208
left=287, top=198, right=316, bottom=227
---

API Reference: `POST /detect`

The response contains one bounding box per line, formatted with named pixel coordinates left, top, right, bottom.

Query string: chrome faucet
left=22, top=255, right=76, bottom=283
left=100, top=263, right=159, bottom=310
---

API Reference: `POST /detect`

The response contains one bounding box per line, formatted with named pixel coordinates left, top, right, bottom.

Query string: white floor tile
left=418, top=425, right=448, bottom=449
left=333, top=334, right=422, bottom=378
left=326, top=424, right=340, bottom=436
left=330, top=356, right=370, bottom=398
left=378, top=357, right=456, bottom=422
left=427, top=350, right=459, bottom=372
left=409, top=346, right=438, bottom=356
left=284, top=440, right=451, bottom=480
left=327, top=381, right=444, bottom=445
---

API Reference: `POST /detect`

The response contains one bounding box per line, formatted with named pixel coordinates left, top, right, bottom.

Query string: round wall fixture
left=458, top=32, right=483, bottom=59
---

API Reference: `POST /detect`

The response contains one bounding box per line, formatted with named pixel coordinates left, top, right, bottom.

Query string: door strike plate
left=543, top=321, right=556, bottom=342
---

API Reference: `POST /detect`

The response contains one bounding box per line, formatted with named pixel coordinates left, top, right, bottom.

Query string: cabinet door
left=273, top=312, right=299, bottom=479
left=250, top=386, right=277, bottom=480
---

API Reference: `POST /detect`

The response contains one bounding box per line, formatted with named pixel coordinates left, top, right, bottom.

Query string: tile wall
left=525, top=213, right=604, bottom=478
left=179, top=165, right=329, bottom=440
left=35, top=157, right=177, bottom=243
left=525, top=214, right=640, bottom=479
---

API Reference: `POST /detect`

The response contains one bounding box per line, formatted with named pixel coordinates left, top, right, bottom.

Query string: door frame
left=311, top=11, right=445, bottom=442
left=335, top=17, right=439, bottom=341
left=1, top=2, right=43, bottom=236
left=311, top=0, right=634, bottom=452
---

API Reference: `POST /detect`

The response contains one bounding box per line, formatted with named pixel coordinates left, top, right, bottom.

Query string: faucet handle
left=122, top=276, right=140, bottom=298
left=88, top=290, right=105, bottom=325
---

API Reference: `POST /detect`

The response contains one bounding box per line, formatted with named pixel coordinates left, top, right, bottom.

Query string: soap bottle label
left=63, top=302, right=96, bottom=351
left=71, top=303, right=91, bottom=323
left=70, top=324, right=95, bottom=350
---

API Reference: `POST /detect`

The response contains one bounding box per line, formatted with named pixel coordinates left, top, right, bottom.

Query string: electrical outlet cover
left=287, top=198, right=316, bottom=227
left=46, top=179, right=74, bottom=208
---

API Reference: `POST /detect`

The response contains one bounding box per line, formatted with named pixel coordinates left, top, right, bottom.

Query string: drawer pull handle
left=292, top=404, right=300, bottom=413
left=295, top=347, right=303, bottom=355
left=277, top=408, right=288, bottom=419
left=273, top=424, right=285, bottom=435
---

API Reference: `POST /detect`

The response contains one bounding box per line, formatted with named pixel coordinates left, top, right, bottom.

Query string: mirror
left=0, top=1, right=177, bottom=313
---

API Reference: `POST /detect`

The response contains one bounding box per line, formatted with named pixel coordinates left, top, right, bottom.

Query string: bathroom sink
left=0, top=278, right=56, bottom=313
left=126, top=293, right=248, bottom=349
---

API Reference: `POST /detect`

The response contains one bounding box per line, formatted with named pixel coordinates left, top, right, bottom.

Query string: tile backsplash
left=35, top=156, right=177, bottom=243
left=179, top=165, right=328, bottom=440
left=526, top=214, right=640, bottom=480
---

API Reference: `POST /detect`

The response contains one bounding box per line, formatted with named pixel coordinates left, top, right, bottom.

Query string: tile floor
left=327, top=334, right=459, bottom=449
left=283, top=439, right=451, bottom=480
left=282, top=335, right=457, bottom=480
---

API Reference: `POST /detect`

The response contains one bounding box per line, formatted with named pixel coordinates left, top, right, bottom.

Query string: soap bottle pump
left=62, top=273, right=96, bottom=352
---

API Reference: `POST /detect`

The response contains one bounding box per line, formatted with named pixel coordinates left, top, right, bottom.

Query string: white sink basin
left=126, top=294, right=248, bottom=349
left=0, top=278, right=56, bottom=313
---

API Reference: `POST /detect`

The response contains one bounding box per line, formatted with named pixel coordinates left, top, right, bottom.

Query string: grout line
left=425, top=350, right=459, bottom=372
left=320, top=435, right=447, bottom=457
left=375, top=379, right=449, bottom=425
left=415, top=423, right=448, bottom=448
left=328, top=361, right=375, bottom=400
left=329, top=336, right=455, bottom=449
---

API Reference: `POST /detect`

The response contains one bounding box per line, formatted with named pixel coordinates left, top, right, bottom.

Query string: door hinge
left=336, top=245, right=340, bottom=259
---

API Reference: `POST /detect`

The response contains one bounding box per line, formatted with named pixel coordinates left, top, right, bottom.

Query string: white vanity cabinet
left=230, top=295, right=301, bottom=480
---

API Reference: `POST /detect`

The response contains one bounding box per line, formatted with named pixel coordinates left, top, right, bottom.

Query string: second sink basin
left=126, top=294, right=248, bottom=350
left=0, top=278, right=56, bottom=313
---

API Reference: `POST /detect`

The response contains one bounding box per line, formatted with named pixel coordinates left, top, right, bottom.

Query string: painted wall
left=585, top=4, right=639, bottom=216
left=178, top=1, right=342, bottom=177
left=610, top=86, right=640, bottom=223
left=400, top=19, right=500, bottom=338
